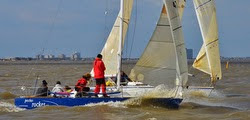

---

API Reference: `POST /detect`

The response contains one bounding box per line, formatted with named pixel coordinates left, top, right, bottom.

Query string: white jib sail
left=129, top=0, right=187, bottom=88
left=91, top=0, right=133, bottom=76
left=164, top=0, right=188, bottom=87
left=129, top=5, right=177, bottom=88
left=192, top=0, right=222, bottom=83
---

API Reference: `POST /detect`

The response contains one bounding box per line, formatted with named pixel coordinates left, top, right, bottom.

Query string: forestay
left=192, top=0, right=222, bottom=83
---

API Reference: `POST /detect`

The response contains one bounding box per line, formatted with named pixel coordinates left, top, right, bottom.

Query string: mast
left=117, top=0, right=124, bottom=90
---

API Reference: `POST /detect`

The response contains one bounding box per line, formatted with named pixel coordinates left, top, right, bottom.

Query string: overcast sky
left=0, top=0, right=249, bottom=58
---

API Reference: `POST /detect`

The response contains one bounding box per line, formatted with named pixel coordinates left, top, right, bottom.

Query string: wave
left=0, top=92, right=17, bottom=100
left=0, top=101, right=24, bottom=112
left=182, top=89, right=250, bottom=110
left=180, top=102, right=238, bottom=113
left=183, top=88, right=225, bottom=99
left=84, top=101, right=127, bottom=108
left=182, top=96, right=246, bottom=111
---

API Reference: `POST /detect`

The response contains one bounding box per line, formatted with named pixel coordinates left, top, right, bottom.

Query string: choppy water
left=0, top=62, right=249, bottom=119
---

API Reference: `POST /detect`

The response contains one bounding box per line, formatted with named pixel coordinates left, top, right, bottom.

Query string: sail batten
left=192, top=0, right=222, bottom=82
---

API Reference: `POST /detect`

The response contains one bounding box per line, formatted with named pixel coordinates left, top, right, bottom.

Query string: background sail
left=129, top=0, right=187, bottom=87
left=192, top=0, right=222, bottom=82
left=164, top=0, right=188, bottom=87
left=92, top=0, right=133, bottom=76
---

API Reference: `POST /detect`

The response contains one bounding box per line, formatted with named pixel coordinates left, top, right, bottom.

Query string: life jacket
left=93, top=58, right=106, bottom=79
left=75, top=78, right=87, bottom=91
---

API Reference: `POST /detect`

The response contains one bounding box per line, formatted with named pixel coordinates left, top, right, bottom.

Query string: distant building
left=71, top=52, right=81, bottom=60
left=44, top=55, right=49, bottom=59
left=58, top=54, right=66, bottom=60
left=48, top=54, right=54, bottom=59
left=186, top=48, right=193, bottom=59
left=44, top=54, right=55, bottom=60
left=36, top=54, right=44, bottom=60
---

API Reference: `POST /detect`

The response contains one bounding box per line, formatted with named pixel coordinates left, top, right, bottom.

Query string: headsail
left=129, top=0, right=188, bottom=88
left=91, top=0, right=133, bottom=76
left=192, top=0, right=222, bottom=83
left=164, top=0, right=188, bottom=87
left=129, top=5, right=177, bottom=87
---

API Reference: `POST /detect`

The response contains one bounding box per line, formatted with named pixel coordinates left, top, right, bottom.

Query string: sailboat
left=125, top=0, right=187, bottom=105
left=15, top=0, right=133, bottom=109
left=15, top=0, right=188, bottom=109
left=187, top=0, right=222, bottom=92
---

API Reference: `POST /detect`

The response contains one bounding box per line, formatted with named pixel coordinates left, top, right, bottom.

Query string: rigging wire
left=122, top=0, right=138, bottom=73
left=122, top=0, right=133, bottom=69
left=101, top=0, right=109, bottom=57
left=42, top=0, right=64, bottom=54
left=24, top=0, right=64, bottom=86
left=128, top=0, right=137, bottom=60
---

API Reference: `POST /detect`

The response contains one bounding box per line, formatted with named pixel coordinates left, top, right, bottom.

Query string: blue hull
left=15, top=97, right=129, bottom=109
left=15, top=97, right=182, bottom=109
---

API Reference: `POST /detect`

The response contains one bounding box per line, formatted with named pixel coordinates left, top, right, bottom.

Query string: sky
left=0, top=0, right=249, bottom=58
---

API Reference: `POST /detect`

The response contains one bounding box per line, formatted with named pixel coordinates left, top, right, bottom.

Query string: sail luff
left=192, top=0, right=222, bottom=83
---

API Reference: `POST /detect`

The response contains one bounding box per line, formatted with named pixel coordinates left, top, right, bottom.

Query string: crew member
left=93, top=54, right=109, bottom=97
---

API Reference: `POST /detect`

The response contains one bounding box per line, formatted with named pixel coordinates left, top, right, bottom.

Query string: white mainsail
left=192, top=0, right=222, bottom=83
left=129, top=0, right=188, bottom=88
left=91, top=0, right=133, bottom=76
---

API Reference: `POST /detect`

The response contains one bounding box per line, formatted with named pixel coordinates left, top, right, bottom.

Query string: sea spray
left=123, top=84, right=180, bottom=107
left=84, top=101, right=127, bottom=108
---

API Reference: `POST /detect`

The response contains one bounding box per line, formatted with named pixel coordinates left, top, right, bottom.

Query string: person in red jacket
left=93, top=54, right=109, bottom=97
left=75, top=73, right=91, bottom=93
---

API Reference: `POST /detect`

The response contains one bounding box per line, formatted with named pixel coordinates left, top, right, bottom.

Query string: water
left=0, top=62, right=249, bottom=119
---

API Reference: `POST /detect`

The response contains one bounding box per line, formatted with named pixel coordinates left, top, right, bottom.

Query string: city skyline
left=0, top=0, right=249, bottom=58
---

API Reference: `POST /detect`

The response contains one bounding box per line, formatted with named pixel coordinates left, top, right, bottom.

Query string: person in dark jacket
left=36, top=80, right=49, bottom=97
left=93, top=54, right=109, bottom=97
left=112, top=71, right=132, bottom=86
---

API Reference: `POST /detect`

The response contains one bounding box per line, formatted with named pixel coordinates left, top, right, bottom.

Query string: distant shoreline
left=0, top=60, right=137, bottom=65
left=1, top=59, right=250, bottom=65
